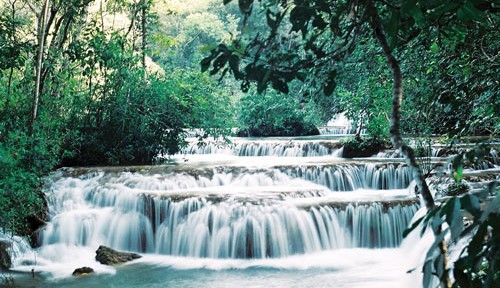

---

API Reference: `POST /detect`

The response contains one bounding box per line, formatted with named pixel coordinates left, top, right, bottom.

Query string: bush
left=62, top=72, right=187, bottom=166
left=237, top=90, right=320, bottom=137
left=341, top=136, right=389, bottom=158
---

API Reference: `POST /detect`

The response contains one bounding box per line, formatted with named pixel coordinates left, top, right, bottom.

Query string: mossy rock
left=95, top=246, right=141, bottom=265
left=72, top=266, right=94, bottom=276
left=0, top=241, right=12, bottom=270
left=341, top=137, right=389, bottom=158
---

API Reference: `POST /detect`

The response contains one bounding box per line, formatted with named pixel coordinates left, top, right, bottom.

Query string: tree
left=31, top=0, right=50, bottom=131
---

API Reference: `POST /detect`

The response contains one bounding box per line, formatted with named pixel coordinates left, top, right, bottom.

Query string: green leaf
left=454, top=165, right=463, bottom=183
left=457, top=1, right=484, bottom=21
left=460, top=194, right=481, bottom=218
left=444, top=198, right=463, bottom=241
left=200, top=57, right=212, bottom=72
left=430, top=42, right=439, bottom=53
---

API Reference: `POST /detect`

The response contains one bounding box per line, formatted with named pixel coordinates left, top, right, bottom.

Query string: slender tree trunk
left=7, top=68, right=14, bottom=95
left=366, top=0, right=434, bottom=208
left=366, top=1, right=450, bottom=288
left=7, top=0, right=17, bottom=95
left=31, top=0, right=50, bottom=133
left=141, top=0, right=147, bottom=72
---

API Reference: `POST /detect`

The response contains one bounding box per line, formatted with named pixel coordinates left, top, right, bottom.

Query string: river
left=5, top=134, right=459, bottom=287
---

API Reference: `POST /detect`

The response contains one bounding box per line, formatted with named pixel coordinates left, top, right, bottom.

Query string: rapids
left=5, top=135, right=464, bottom=287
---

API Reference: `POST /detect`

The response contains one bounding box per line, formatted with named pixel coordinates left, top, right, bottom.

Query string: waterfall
left=0, top=232, right=32, bottom=266
left=318, top=126, right=359, bottom=135
left=180, top=139, right=341, bottom=157
left=280, top=163, right=412, bottom=191
left=38, top=169, right=418, bottom=259
left=6, top=134, right=432, bottom=284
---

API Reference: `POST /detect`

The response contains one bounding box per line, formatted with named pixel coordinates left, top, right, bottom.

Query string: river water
left=6, top=135, right=439, bottom=287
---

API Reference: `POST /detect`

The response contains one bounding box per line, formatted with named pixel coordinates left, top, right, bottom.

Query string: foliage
left=404, top=144, right=498, bottom=287
left=237, top=90, right=320, bottom=137
left=202, top=0, right=498, bottom=136
left=399, top=26, right=499, bottom=137
left=151, top=0, right=239, bottom=69
left=333, top=38, right=392, bottom=138
left=405, top=191, right=499, bottom=288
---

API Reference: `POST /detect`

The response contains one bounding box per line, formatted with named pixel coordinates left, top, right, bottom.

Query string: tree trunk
left=366, top=0, right=434, bottom=209
left=141, top=0, right=147, bottom=72
left=366, top=1, right=450, bottom=287
left=31, top=0, right=50, bottom=133
left=7, top=0, right=17, bottom=96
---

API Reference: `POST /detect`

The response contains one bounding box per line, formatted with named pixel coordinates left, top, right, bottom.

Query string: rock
left=72, top=266, right=94, bottom=276
left=27, top=214, right=47, bottom=248
left=341, top=137, right=388, bottom=158
left=0, top=241, right=12, bottom=270
left=95, top=246, right=141, bottom=265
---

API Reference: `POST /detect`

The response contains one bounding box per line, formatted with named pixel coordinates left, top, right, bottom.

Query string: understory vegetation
left=237, top=90, right=321, bottom=137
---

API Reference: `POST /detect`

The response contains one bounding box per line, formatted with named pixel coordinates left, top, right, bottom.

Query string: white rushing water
left=36, top=169, right=417, bottom=258
left=6, top=135, right=444, bottom=287
left=180, top=138, right=343, bottom=157
left=6, top=161, right=422, bottom=282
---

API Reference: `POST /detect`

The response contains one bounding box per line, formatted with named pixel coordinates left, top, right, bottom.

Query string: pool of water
left=10, top=247, right=422, bottom=288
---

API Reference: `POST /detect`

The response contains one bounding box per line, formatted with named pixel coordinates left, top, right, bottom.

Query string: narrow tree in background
left=32, top=0, right=50, bottom=131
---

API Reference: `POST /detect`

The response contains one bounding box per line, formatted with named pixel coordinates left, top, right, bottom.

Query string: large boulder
left=95, top=246, right=141, bottom=265
left=0, top=241, right=12, bottom=270
left=72, top=266, right=94, bottom=276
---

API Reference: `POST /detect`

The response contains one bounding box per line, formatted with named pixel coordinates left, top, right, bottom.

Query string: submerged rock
left=0, top=240, right=12, bottom=270
left=72, top=266, right=94, bottom=276
left=95, top=246, right=141, bottom=265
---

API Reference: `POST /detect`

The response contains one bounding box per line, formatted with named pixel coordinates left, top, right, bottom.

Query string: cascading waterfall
left=0, top=232, right=32, bottom=266
left=6, top=133, right=434, bottom=286
left=281, top=163, right=412, bottom=191
left=180, top=139, right=341, bottom=157
left=38, top=167, right=418, bottom=260
left=318, top=126, right=358, bottom=135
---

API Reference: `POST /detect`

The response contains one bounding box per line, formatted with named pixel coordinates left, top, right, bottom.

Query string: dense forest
left=0, top=0, right=498, bottom=287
